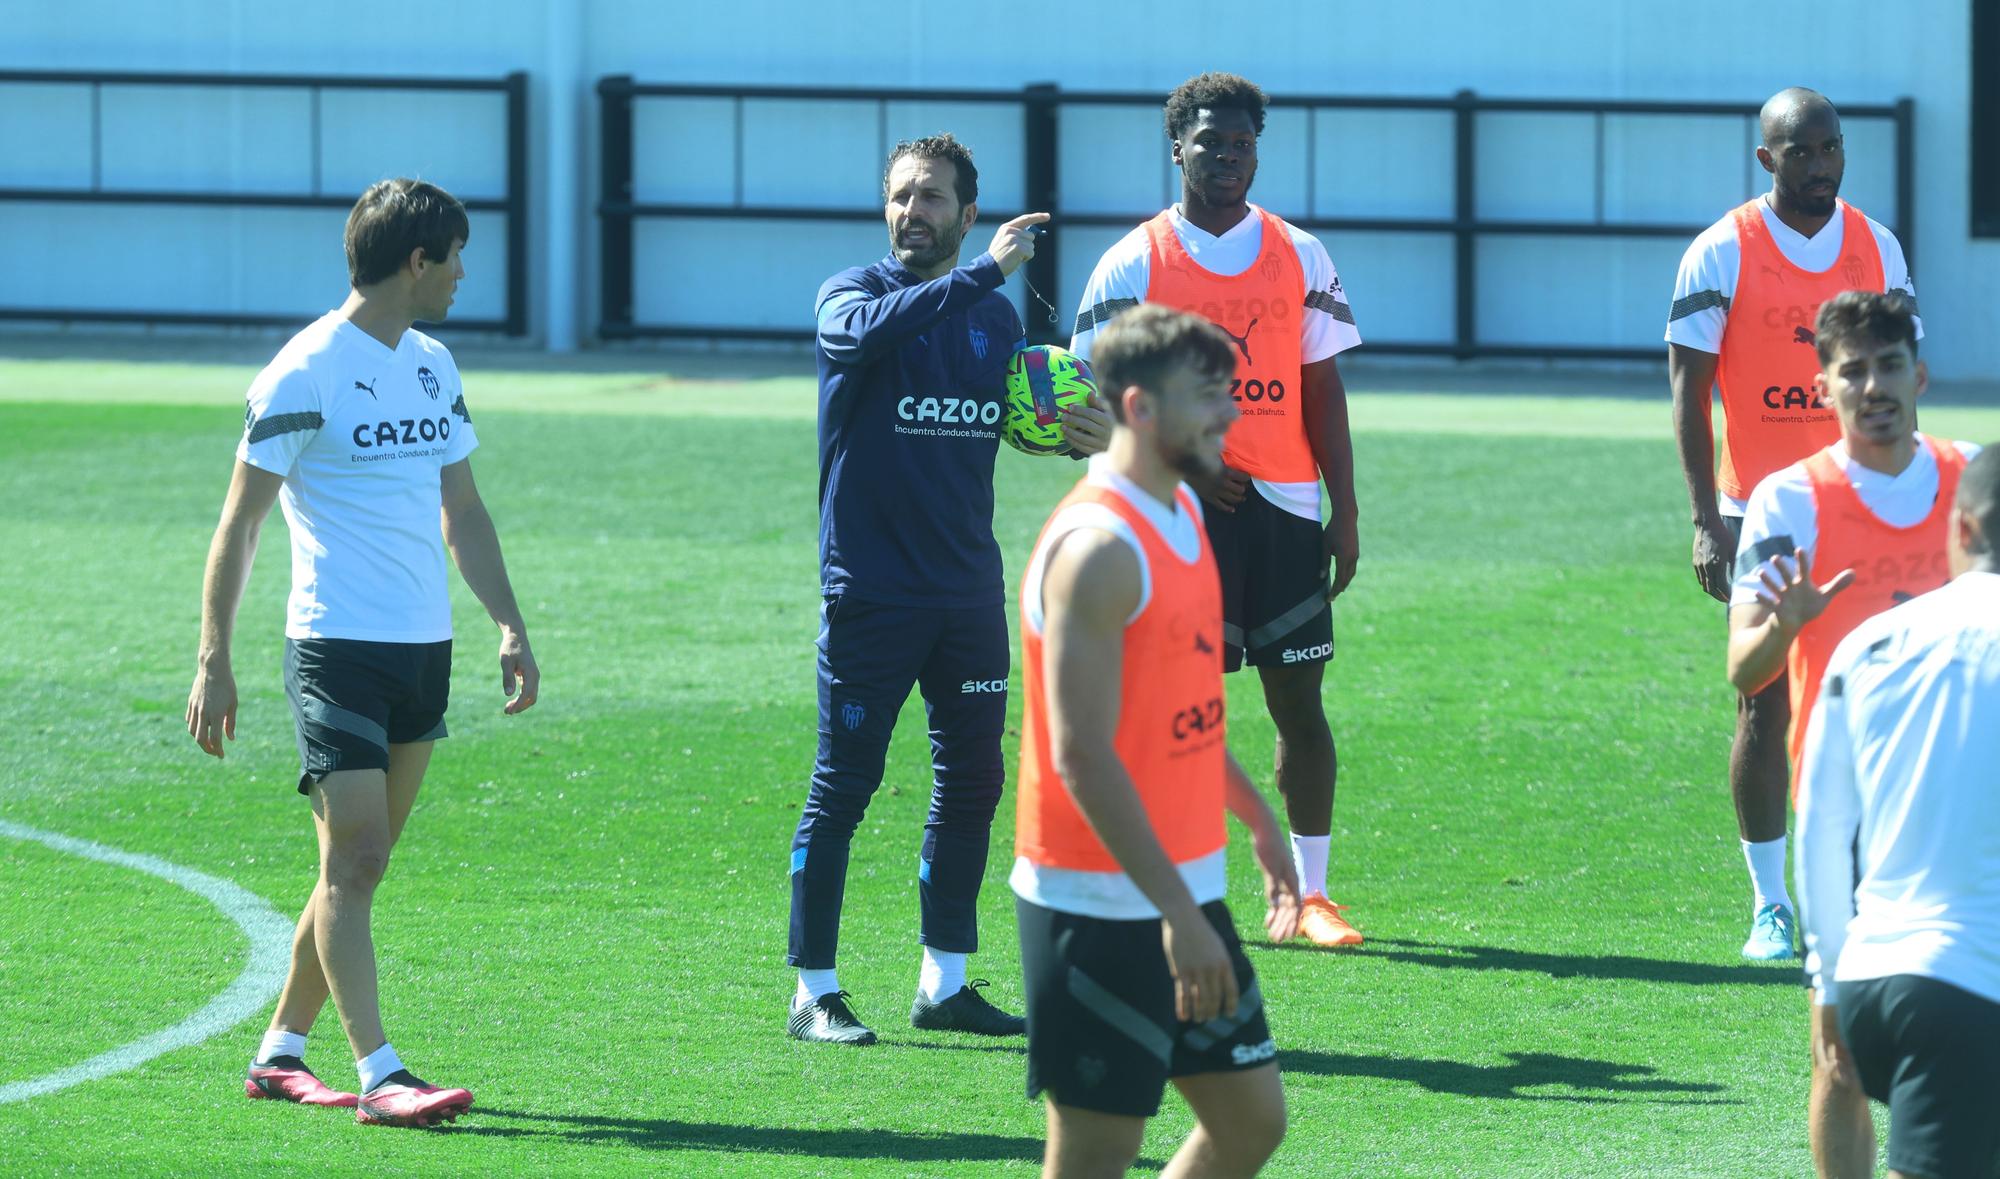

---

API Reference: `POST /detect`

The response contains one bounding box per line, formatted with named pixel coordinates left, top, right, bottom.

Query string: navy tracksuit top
left=814, top=252, right=1025, bottom=609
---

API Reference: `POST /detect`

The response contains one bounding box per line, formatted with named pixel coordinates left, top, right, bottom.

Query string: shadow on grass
left=1258, top=937, right=1801, bottom=987
left=459, top=1106, right=1044, bottom=1162
left=1283, top=1049, right=1737, bottom=1105
left=889, top=1039, right=1028, bottom=1056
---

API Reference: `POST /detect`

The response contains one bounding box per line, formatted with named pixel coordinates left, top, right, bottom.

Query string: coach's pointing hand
left=987, top=213, right=1050, bottom=277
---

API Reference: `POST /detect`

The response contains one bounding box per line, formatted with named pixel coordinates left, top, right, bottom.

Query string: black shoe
left=910, top=979, right=1026, bottom=1036
left=788, top=990, right=878, bottom=1045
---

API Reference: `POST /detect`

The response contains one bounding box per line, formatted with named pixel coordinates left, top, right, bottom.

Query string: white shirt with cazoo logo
left=237, top=313, right=478, bottom=642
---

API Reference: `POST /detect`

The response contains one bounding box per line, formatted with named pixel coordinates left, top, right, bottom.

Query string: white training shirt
left=236, top=313, right=478, bottom=642
left=1010, top=456, right=1227, bottom=920
left=1667, top=199, right=1920, bottom=516
left=1068, top=204, right=1361, bottom=522
left=1729, top=436, right=1981, bottom=610
left=1797, top=571, right=2000, bottom=1007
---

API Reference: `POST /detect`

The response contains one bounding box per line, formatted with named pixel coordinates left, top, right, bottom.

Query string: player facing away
left=1016, top=303, right=1302, bottom=1178
left=1723, top=291, right=1973, bottom=1179
left=787, top=134, right=1112, bottom=1045
left=1666, top=86, right=1919, bottom=963
left=185, top=179, right=540, bottom=1128
left=1069, top=72, right=1364, bottom=949
left=1797, top=447, right=2000, bottom=1179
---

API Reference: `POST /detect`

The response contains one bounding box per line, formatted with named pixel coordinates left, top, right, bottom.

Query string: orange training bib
left=1016, top=480, right=1229, bottom=872
left=1715, top=199, right=1885, bottom=502
left=1143, top=209, right=1315, bottom=484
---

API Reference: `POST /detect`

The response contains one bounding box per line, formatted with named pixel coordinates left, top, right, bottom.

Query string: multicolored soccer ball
left=1002, top=345, right=1096, bottom=456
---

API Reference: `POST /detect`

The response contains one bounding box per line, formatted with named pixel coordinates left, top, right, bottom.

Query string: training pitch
left=3, top=346, right=1996, bottom=1176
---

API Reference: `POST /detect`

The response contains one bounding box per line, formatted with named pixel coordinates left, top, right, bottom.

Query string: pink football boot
left=244, top=1058, right=360, bottom=1108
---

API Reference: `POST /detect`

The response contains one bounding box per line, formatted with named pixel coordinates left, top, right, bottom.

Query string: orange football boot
left=1297, top=896, right=1363, bottom=947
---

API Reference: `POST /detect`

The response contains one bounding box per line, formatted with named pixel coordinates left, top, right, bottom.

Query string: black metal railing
left=598, top=80, right=1914, bottom=359
left=0, top=69, right=530, bottom=336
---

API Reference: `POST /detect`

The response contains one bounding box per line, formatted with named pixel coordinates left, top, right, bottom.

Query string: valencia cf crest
left=841, top=701, right=866, bottom=731
left=417, top=366, right=441, bottom=399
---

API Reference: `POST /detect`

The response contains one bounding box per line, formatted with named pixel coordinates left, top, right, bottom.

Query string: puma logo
left=354, top=379, right=378, bottom=399
left=1793, top=326, right=1816, bottom=346
left=1219, top=318, right=1257, bottom=366
left=1194, top=632, right=1214, bottom=656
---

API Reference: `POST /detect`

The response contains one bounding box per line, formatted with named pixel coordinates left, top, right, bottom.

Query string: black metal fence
left=0, top=69, right=530, bottom=336
left=598, top=79, right=1914, bottom=358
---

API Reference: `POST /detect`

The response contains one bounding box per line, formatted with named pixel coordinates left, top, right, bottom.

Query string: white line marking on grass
left=0, top=819, right=291, bottom=1105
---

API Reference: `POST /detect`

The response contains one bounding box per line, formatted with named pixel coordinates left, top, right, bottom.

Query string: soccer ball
left=1002, top=345, right=1096, bottom=456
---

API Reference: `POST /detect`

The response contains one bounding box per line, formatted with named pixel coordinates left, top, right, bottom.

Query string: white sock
left=255, top=1029, right=307, bottom=1065
left=796, top=969, right=839, bottom=1009
left=355, top=1042, right=404, bottom=1093
left=918, top=947, right=967, bottom=1002
left=1743, top=837, right=1792, bottom=914
left=1291, top=834, right=1331, bottom=899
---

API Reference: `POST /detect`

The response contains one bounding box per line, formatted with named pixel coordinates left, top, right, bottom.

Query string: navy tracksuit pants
left=787, top=595, right=1010, bottom=969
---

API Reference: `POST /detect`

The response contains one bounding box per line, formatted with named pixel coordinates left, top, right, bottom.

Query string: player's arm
left=439, top=459, right=538, bottom=715
left=1302, top=356, right=1358, bottom=598
left=815, top=214, right=1047, bottom=366
left=1042, top=528, right=1238, bottom=1023
left=187, top=461, right=286, bottom=757
left=1669, top=342, right=1735, bottom=602
left=1223, top=752, right=1302, bottom=942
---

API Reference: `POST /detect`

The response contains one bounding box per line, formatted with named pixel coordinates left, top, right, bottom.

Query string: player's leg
left=1810, top=990, right=1877, bottom=1179
left=349, top=639, right=472, bottom=1126
left=1164, top=1065, right=1286, bottom=1178
left=908, top=602, right=1021, bottom=1033
left=1163, top=901, right=1285, bottom=1176
left=267, top=738, right=435, bottom=1049
left=1045, top=1102, right=1149, bottom=1178
left=787, top=596, right=924, bottom=1042
left=1735, top=676, right=1796, bottom=959
left=1018, top=897, right=1171, bottom=1177
left=249, top=637, right=401, bottom=1108
left=1236, top=494, right=1353, bottom=947
left=308, top=768, right=395, bottom=1067
left=1721, top=511, right=1796, bottom=959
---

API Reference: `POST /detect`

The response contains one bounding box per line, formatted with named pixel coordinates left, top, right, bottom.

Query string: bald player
left=1666, top=87, right=1919, bottom=962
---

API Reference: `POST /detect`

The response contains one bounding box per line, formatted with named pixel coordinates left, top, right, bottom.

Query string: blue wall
left=0, top=0, right=1987, bottom=377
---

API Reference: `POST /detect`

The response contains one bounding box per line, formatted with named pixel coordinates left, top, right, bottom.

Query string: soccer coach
left=784, top=133, right=1111, bottom=1045
left=1797, top=446, right=2000, bottom=1179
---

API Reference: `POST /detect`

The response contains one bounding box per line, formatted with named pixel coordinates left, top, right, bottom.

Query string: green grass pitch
left=1, top=348, right=1995, bottom=1176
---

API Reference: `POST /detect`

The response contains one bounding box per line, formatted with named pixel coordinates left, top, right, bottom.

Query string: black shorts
left=1017, top=896, right=1276, bottom=1118
left=1204, top=488, right=1332, bottom=672
left=1838, top=974, right=2000, bottom=1179
left=283, top=637, right=452, bottom=794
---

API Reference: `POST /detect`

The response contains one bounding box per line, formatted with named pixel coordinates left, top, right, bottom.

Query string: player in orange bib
left=1724, top=291, right=1974, bottom=1179
left=1666, top=87, right=1920, bottom=965
left=1070, top=72, right=1364, bottom=949
left=1014, top=304, right=1302, bottom=1177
